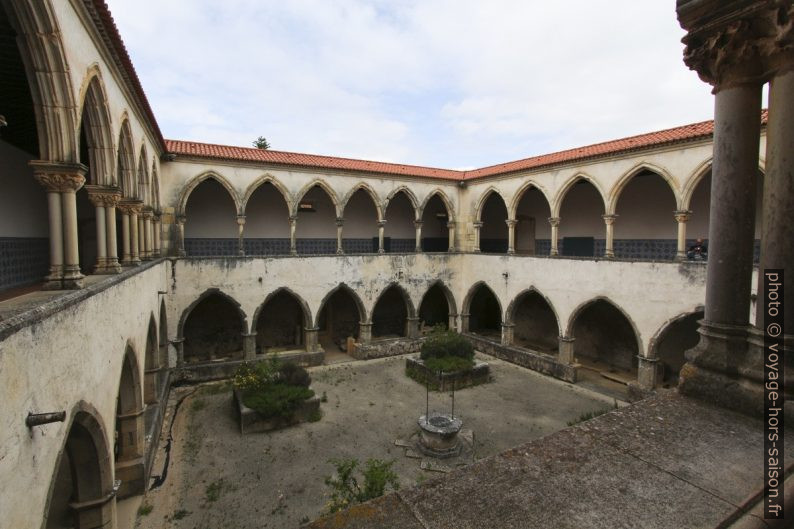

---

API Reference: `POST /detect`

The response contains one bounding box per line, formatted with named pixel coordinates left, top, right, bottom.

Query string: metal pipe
left=26, top=411, right=66, bottom=428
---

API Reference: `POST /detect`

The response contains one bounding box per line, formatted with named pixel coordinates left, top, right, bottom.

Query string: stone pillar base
left=60, top=276, right=85, bottom=290
left=637, top=355, right=660, bottom=390
left=115, top=457, right=145, bottom=499
left=304, top=327, right=320, bottom=352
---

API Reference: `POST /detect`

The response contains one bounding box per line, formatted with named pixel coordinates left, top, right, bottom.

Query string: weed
left=324, top=458, right=399, bottom=514
left=172, top=509, right=190, bottom=520
left=320, top=391, right=328, bottom=403
left=137, top=503, right=153, bottom=516
left=198, top=381, right=231, bottom=396
left=204, top=478, right=235, bottom=503
left=190, top=398, right=206, bottom=413
left=308, top=409, right=322, bottom=422
left=567, top=401, right=619, bottom=426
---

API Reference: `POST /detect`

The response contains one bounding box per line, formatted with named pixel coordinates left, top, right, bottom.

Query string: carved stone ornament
left=85, top=185, right=122, bottom=208
left=30, top=161, right=88, bottom=193
left=680, top=1, right=794, bottom=87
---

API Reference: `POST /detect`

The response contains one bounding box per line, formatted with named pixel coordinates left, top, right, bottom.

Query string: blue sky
left=106, top=1, right=739, bottom=169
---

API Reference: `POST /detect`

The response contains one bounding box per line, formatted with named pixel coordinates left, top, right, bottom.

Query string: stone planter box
left=405, top=356, right=490, bottom=391
left=352, top=337, right=425, bottom=360
left=233, top=388, right=320, bottom=434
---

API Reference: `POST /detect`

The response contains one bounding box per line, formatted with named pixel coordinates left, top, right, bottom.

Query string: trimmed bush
left=233, top=358, right=314, bottom=419
left=278, top=361, right=311, bottom=388
left=420, top=328, right=474, bottom=362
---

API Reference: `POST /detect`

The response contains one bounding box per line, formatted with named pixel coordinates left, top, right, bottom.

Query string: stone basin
left=417, top=412, right=463, bottom=458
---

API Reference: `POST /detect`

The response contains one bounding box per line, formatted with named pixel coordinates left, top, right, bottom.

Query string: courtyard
left=133, top=353, right=620, bottom=528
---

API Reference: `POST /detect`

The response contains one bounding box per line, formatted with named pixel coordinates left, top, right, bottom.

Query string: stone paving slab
left=309, top=393, right=793, bottom=529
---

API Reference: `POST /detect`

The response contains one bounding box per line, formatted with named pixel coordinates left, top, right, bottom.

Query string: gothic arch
left=314, top=283, right=366, bottom=328
left=177, top=288, right=249, bottom=339
left=462, top=281, right=503, bottom=319
left=473, top=187, right=507, bottom=222
left=252, top=287, right=313, bottom=330
left=418, top=188, right=455, bottom=220
left=76, top=66, right=115, bottom=186
left=137, top=144, right=149, bottom=205
left=508, top=180, right=552, bottom=220
left=150, top=161, right=161, bottom=210
left=505, top=287, right=560, bottom=332
left=177, top=171, right=242, bottom=217
left=384, top=187, right=419, bottom=220
left=2, top=0, right=78, bottom=162
left=117, top=118, right=136, bottom=198
left=565, top=296, right=643, bottom=357
left=43, top=402, right=113, bottom=529
left=647, top=307, right=704, bottom=360
left=551, top=173, right=607, bottom=217
left=340, top=182, right=383, bottom=220
left=241, top=173, right=293, bottom=214
left=419, top=280, right=458, bottom=317
left=293, top=179, right=340, bottom=217
left=608, top=162, right=680, bottom=214
left=371, top=282, right=416, bottom=321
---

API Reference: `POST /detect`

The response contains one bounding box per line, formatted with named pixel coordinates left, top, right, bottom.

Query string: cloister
left=0, top=1, right=790, bottom=528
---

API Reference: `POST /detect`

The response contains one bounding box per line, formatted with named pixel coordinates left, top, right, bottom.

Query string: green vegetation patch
left=234, top=357, right=315, bottom=419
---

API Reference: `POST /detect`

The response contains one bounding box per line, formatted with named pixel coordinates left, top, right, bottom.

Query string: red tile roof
left=167, top=110, right=768, bottom=181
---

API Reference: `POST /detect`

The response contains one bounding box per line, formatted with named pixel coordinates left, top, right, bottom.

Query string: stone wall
left=465, top=333, right=577, bottom=383
left=352, top=337, right=426, bottom=360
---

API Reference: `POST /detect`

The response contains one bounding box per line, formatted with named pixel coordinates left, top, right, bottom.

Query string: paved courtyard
left=135, top=353, right=621, bottom=528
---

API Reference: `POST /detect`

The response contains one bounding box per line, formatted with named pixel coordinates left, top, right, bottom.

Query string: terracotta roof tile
left=167, top=110, right=767, bottom=181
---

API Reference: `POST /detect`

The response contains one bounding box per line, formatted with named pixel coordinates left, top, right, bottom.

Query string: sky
left=105, top=1, right=739, bottom=170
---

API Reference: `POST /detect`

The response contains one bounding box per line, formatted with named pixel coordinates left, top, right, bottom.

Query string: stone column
left=472, top=221, right=483, bottom=252
left=558, top=336, right=575, bottom=364
left=104, top=191, right=122, bottom=272
left=142, top=209, right=154, bottom=260
left=673, top=210, right=691, bottom=261
left=85, top=186, right=107, bottom=273
left=304, top=327, right=320, bottom=352
left=506, top=219, right=517, bottom=255
left=31, top=162, right=88, bottom=289
left=501, top=323, right=514, bottom=346
left=448, top=313, right=458, bottom=332
left=144, top=366, right=159, bottom=405
left=153, top=212, right=162, bottom=257
left=413, top=220, right=423, bottom=252
left=602, top=214, right=617, bottom=258
left=236, top=215, right=246, bottom=256
left=242, top=332, right=257, bottom=360
left=138, top=215, right=146, bottom=260
left=675, top=0, right=768, bottom=416
left=548, top=217, right=560, bottom=256
left=406, top=317, right=421, bottom=338
left=289, top=215, right=298, bottom=255
left=447, top=221, right=456, bottom=252
left=460, top=313, right=470, bottom=333
left=172, top=338, right=185, bottom=366
left=119, top=206, right=132, bottom=264
left=176, top=215, right=186, bottom=257
left=377, top=220, right=386, bottom=254
left=358, top=322, right=373, bottom=344
left=336, top=217, right=344, bottom=254
left=637, top=355, right=660, bottom=390
left=127, top=202, right=142, bottom=265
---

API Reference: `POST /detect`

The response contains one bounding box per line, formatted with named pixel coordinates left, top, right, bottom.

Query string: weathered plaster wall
left=0, top=261, right=169, bottom=529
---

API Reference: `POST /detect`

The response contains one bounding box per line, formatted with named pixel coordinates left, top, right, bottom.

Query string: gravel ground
left=135, top=353, right=620, bottom=529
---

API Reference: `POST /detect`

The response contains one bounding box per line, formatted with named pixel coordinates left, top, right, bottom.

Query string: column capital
left=118, top=199, right=143, bottom=215
left=446, top=221, right=455, bottom=229
left=674, top=210, right=692, bottom=223
left=559, top=335, right=575, bottom=344
left=30, top=161, right=87, bottom=193
left=601, top=214, right=618, bottom=225
left=176, top=215, right=187, bottom=225
left=377, top=219, right=387, bottom=228
left=336, top=217, right=344, bottom=227
left=548, top=216, right=560, bottom=227
left=505, top=218, right=518, bottom=227
left=85, top=185, right=122, bottom=207
left=289, top=215, right=298, bottom=224
left=236, top=215, right=246, bottom=225
left=413, top=220, right=423, bottom=228
left=142, top=207, right=155, bottom=220
left=472, top=221, right=483, bottom=229
left=678, top=0, right=794, bottom=89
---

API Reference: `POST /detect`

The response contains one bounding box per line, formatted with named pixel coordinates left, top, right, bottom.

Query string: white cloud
left=106, top=0, right=744, bottom=168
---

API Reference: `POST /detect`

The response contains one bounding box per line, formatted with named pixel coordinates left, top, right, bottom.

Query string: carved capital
left=674, top=210, right=692, bottom=223
left=472, top=221, right=484, bottom=229
left=548, top=216, right=560, bottom=228
left=336, top=217, right=344, bottom=227
left=505, top=219, right=518, bottom=228
left=679, top=1, right=794, bottom=88
left=142, top=208, right=155, bottom=221
left=413, top=220, right=423, bottom=228
left=236, top=215, right=246, bottom=225
left=176, top=215, right=187, bottom=225
left=601, top=214, right=618, bottom=225
left=377, top=220, right=387, bottom=228
left=119, top=199, right=143, bottom=216
left=446, top=221, right=456, bottom=229
left=30, top=161, right=87, bottom=193
left=85, top=185, right=122, bottom=208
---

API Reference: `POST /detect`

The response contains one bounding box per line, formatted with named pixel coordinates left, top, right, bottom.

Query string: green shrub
left=324, top=458, right=399, bottom=514
left=420, top=329, right=473, bottom=362
left=278, top=361, right=311, bottom=388
left=233, top=358, right=280, bottom=392
left=242, top=383, right=314, bottom=418
left=235, top=358, right=315, bottom=418
left=424, top=355, right=474, bottom=373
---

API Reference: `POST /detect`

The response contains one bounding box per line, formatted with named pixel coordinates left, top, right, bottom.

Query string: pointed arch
left=177, top=288, right=248, bottom=339
left=242, top=173, right=293, bottom=214
left=315, top=283, right=366, bottom=328
left=252, top=287, right=313, bottom=330
left=473, top=187, right=507, bottom=222
left=418, top=188, right=455, bottom=220
left=137, top=144, right=149, bottom=204
left=508, top=180, right=552, bottom=220
left=340, top=182, right=383, bottom=220
left=144, top=314, right=159, bottom=404
left=462, top=281, right=503, bottom=319
left=647, top=307, right=704, bottom=360
left=420, top=280, right=458, bottom=317
left=3, top=0, right=78, bottom=162
left=372, top=282, right=416, bottom=320
left=76, top=66, right=115, bottom=186
left=177, top=171, right=242, bottom=216
left=44, top=402, right=113, bottom=529
left=384, top=186, right=419, bottom=219
left=681, top=159, right=712, bottom=211
left=551, top=173, right=607, bottom=217
left=116, top=118, right=136, bottom=198
left=505, top=287, right=560, bottom=331
left=608, top=162, right=680, bottom=214
left=151, top=160, right=161, bottom=210
left=565, top=296, right=643, bottom=357
left=293, top=179, right=340, bottom=217
left=158, top=298, right=168, bottom=367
